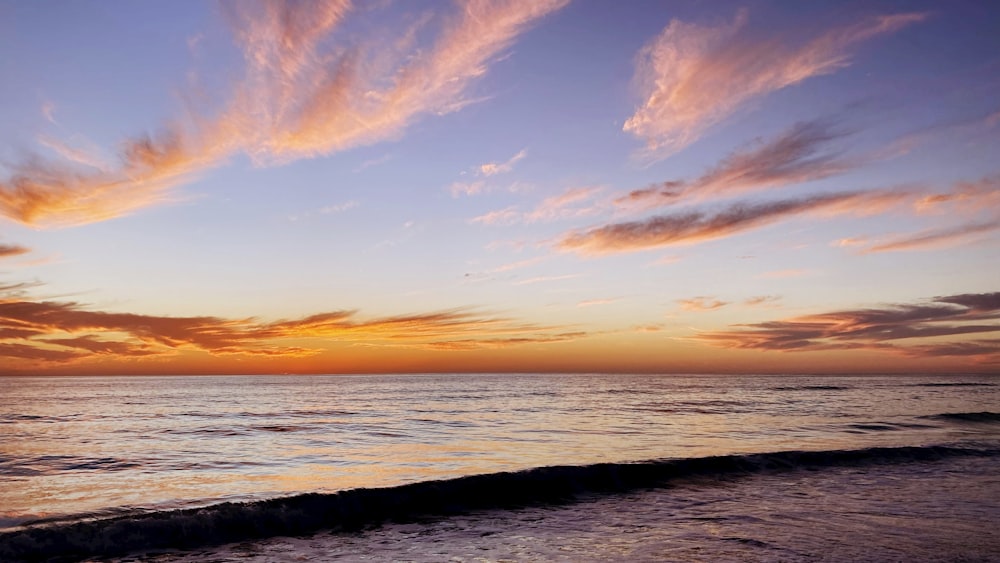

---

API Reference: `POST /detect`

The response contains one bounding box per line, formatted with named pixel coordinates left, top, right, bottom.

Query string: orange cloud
left=1, top=0, right=567, bottom=228
left=559, top=190, right=909, bottom=255
left=0, top=125, right=231, bottom=228
left=0, top=283, right=579, bottom=366
left=678, top=296, right=728, bottom=311
left=247, top=0, right=568, bottom=161
left=694, top=292, right=1000, bottom=363
left=425, top=331, right=586, bottom=351
left=624, top=9, right=926, bottom=159
left=0, top=245, right=29, bottom=259
left=914, top=175, right=1000, bottom=214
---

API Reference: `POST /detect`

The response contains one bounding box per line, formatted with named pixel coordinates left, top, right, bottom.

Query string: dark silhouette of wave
left=771, top=385, right=850, bottom=391
left=910, top=382, right=996, bottom=388
left=921, top=412, right=1000, bottom=423
left=2, top=444, right=995, bottom=561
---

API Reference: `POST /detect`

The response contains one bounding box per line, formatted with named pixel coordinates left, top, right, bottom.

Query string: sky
left=0, top=0, right=998, bottom=375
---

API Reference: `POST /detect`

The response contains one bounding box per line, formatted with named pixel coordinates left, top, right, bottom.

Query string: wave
left=771, top=385, right=850, bottom=391
left=910, top=382, right=996, bottom=388
left=921, top=411, right=1000, bottom=423
left=2, top=444, right=995, bottom=562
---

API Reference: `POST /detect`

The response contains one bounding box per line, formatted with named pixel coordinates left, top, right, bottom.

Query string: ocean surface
left=0, top=373, right=997, bottom=561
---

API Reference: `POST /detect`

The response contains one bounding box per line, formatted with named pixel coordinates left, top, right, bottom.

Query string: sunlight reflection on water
left=1, top=373, right=997, bottom=529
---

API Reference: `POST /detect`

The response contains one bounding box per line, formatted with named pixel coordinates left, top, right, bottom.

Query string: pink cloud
left=624, top=9, right=926, bottom=159
left=1, top=0, right=567, bottom=228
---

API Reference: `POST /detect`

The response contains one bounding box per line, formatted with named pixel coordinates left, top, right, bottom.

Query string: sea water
left=1, top=374, right=997, bottom=561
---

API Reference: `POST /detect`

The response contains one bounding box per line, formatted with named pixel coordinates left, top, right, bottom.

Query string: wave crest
left=1, top=444, right=994, bottom=561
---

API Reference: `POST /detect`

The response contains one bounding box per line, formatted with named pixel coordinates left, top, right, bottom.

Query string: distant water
left=1, top=374, right=998, bottom=561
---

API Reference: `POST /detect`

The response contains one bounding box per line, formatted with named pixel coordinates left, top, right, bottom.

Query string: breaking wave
left=1, top=444, right=995, bottom=562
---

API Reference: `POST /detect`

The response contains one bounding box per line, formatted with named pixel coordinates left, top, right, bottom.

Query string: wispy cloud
left=450, top=181, right=488, bottom=198
left=0, top=125, right=230, bottom=227
left=755, top=269, right=812, bottom=280
left=650, top=254, right=682, bottom=266
left=0, top=284, right=576, bottom=365
left=41, top=101, right=57, bottom=124
left=472, top=186, right=603, bottom=225
left=1, top=0, right=567, bottom=228
left=577, top=298, right=619, bottom=307
left=694, top=292, right=1000, bottom=363
left=319, top=200, right=360, bottom=214
left=288, top=199, right=359, bottom=222
left=512, top=273, right=581, bottom=286
left=914, top=175, right=1000, bottom=215
left=861, top=222, right=1000, bottom=254
left=36, top=136, right=111, bottom=172
left=479, top=149, right=527, bottom=177
left=492, top=256, right=545, bottom=273
left=617, top=119, right=854, bottom=209
left=744, top=295, right=781, bottom=306
left=426, top=331, right=586, bottom=351
left=526, top=186, right=603, bottom=222
left=839, top=175, right=1000, bottom=254
left=0, top=245, right=29, bottom=259
left=353, top=154, right=392, bottom=173
left=832, top=237, right=868, bottom=248
left=624, top=9, right=926, bottom=159
left=559, top=190, right=908, bottom=255
left=678, top=296, right=728, bottom=311
left=244, top=1, right=567, bottom=161
left=451, top=149, right=530, bottom=197
left=471, top=205, right=521, bottom=226
left=685, top=120, right=853, bottom=199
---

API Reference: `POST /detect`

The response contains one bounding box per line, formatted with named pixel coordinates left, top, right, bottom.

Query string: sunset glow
left=1, top=0, right=998, bottom=375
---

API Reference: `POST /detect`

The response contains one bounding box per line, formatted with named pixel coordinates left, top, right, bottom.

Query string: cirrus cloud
left=0, top=282, right=581, bottom=366
left=624, top=9, right=927, bottom=159
left=694, top=291, right=1000, bottom=363
left=559, top=190, right=909, bottom=255
left=0, top=0, right=568, bottom=228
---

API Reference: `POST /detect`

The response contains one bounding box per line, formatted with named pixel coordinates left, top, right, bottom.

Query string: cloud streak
left=479, top=149, right=527, bottom=177
left=472, top=186, right=603, bottom=225
left=559, top=190, right=907, bottom=255
left=861, top=221, right=1000, bottom=254
left=616, top=119, right=854, bottom=209
left=0, top=285, right=577, bottom=366
left=0, top=245, right=29, bottom=259
left=841, top=175, right=1000, bottom=254
left=1, top=0, right=567, bottom=228
left=678, top=296, right=728, bottom=312
left=624, top=9, right=926, bottom=159
left=694, top=292, right=1000, bottom=363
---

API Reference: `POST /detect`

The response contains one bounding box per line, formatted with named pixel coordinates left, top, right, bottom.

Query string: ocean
left=0, top=373, right=997, bottom=562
